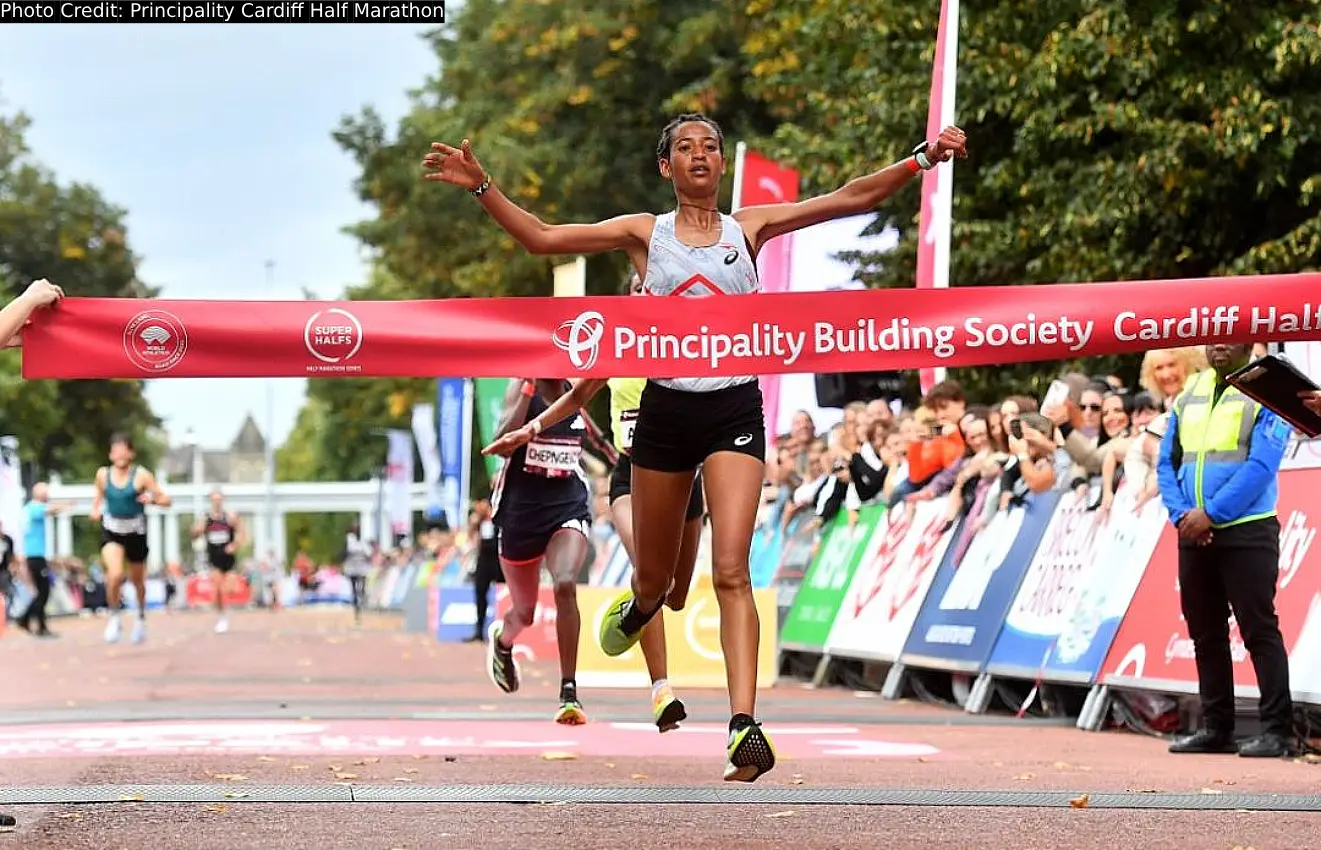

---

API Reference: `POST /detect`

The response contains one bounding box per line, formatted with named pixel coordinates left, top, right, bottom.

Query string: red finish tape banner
left=21, top=273, right=1321, bottom=380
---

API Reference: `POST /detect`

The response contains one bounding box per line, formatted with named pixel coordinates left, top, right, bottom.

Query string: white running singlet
left=642, top=210, right=761, bottom=393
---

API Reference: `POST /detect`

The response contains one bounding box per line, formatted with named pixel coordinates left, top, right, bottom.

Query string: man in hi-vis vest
left=1157, top=342, right=1295, bottom=759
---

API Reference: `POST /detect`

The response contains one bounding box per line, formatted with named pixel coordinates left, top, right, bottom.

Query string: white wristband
left=529, top=419, right=542, bottom=437
left=915, top=149, right=935, bottom=170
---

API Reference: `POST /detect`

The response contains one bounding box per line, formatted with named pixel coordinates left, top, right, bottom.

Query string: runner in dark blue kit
left=487, top=378, right=616, bottom=724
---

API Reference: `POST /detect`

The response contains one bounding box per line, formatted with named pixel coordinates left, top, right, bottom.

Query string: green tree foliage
left=0, top=108, right=161, bottom=479
left=740, top=0, right=1321, bottom=399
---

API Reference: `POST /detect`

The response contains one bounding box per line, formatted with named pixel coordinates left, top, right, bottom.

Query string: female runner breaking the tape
left=424, top=114, right=967, bottom=781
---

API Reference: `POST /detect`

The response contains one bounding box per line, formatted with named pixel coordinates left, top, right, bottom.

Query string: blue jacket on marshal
left=1157, top=367, right=1292, bottom=529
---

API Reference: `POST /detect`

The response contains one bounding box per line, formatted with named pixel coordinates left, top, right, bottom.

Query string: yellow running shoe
left=598, top=590, right=646, bottom=657
left=554, top=700, right=588, bottom=725
left=554, top=682, right=587, bottom=725
left=724, top=719, right=776, bottom=782
left=652, top=685, right=687, bottom=733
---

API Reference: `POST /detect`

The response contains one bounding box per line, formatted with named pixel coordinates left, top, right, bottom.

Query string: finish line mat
left=0, top=719, right=941, bottom=760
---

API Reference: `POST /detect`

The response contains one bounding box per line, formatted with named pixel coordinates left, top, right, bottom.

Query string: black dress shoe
left=1237, top=732, right=1293, bottom=758
left=1168, top=729, right=1238, bottom=754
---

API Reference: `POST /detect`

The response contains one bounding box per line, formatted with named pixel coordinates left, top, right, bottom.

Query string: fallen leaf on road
left=630, top=773, right=648, bottom=780
left=291, top=765, right=309, bottom=771
left=55, top=813, right=82, bottom=820
left=257, top=756, right=277, bottom=762
left=355, top=757, right=381, bottom=765
left=222, top=792, right=247, bottom=799
left=1068, top=794, right=1090, bottom=809
left=790, top=774, right=804, bottom=785
left=1212, top=778, right=1236, bottom=786
left=394, top=777, right=415, bottom=783
left=213, top=774, right=248, bottom=782
left=1014, top=773, right=1035, bottom=781
left=917, top=757, right=929, bottom=763
left=443, top=756, right=457, bottom=763
left=604, top=762, right=616, bottom=769
left=1053, top=762, right=1073, bottom=770
left=328, top=764, right=342, bottom=772
left=1199, top=788, right=1224, bottom=795
left=541, top=752, right=578, bottom=761
left=204, top=805, right=228, bottom=813
left=765, top=811, right=795, bottom=818
left=403, top=768, right=419, bottom=774
left=334, top=773, right=359, bottom=780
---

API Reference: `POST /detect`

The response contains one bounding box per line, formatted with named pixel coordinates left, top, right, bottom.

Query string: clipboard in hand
left=1226, top=354, right=1321, bottom=438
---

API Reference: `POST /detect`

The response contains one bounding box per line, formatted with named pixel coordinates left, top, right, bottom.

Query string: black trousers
left=472, top=556, right=503, bottom=638
left=350, top=575, right=366, bottom=610
left=19, top=557, right=51, bottom=633
left=1178, top=516, right=1293, bottom=737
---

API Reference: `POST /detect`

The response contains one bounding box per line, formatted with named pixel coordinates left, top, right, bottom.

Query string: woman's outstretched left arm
left=734, top=126, right=967, bottom=254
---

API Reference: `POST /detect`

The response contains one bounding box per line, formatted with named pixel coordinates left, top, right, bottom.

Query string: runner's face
left=109, top=442, right=133, bottom=467
left=662, top=121, right=723, bottom=194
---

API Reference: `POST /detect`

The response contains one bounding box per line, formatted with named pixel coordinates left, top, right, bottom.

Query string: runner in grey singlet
left=641, top=210, right=761, bottom=393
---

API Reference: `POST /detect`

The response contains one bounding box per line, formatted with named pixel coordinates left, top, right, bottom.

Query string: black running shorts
left=210, top=556, right=237, bottom=573
left=629, top=380, right=766, bottom=473
left=498, top=515, right=591, bottom=565
left=101, top=530, right=149, bottom=565
left=609, top=454, right=705, bottom=521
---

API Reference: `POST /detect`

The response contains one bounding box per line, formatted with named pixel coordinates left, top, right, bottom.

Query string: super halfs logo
left=304, top=307, right=364, bottom=374
left=123, top=310, right=189, bottom=374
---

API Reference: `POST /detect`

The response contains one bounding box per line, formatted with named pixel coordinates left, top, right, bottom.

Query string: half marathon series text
left=0, top=0, right=444, bottom=23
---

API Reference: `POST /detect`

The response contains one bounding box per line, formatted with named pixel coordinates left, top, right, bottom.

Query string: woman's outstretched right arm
left=422, top=139, right=650, bottom=256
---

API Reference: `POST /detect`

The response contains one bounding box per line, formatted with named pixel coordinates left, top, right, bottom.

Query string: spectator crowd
left=752, top=346, right=1266, bottom=552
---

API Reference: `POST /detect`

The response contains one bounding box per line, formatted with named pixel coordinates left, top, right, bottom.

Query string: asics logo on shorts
left=733, top=434, right=754, bottom=447
left=554, top=310, right=605, bottom=370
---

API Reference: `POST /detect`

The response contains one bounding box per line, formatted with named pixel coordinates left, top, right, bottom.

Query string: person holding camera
left=1159, top=342, right=1294, bottom=758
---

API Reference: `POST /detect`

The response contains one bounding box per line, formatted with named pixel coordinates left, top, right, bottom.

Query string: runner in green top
left=483, top=273, right=707, bottom=733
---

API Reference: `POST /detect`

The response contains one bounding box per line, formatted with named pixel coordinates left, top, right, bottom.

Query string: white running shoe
left=214, top=615, right=229, bottom=634
left=104, top=616, right=122, bottom=644
left=130, top=619, right=146, bottom=645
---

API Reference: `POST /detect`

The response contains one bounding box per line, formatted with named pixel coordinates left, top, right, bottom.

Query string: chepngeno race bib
left=524, top=438, right=583, bottom=478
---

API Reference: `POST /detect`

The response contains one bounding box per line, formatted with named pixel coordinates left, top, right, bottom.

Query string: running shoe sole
left=724, top=723, right=776, bottom=783
left=485, top=621, right=520, bottom=694
left=655, top=696, right=687, bottom=733
left=598, top=590, right=643, bottom=657
left=554, top=703, right=588, bottom=725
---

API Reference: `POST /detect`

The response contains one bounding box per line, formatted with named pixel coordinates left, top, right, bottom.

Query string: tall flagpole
left=917, top=0, right=959, bottom=394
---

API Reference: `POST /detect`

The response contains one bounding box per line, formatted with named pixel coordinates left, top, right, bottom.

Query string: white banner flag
left=0, top=436, right=24, bottom=557
left=386, top=430, right=414, bottom=541
left=411, top=403, right=444, bottom=517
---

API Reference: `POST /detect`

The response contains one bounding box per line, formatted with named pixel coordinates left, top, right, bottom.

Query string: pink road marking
left=0, top=719, right=941, bottom=760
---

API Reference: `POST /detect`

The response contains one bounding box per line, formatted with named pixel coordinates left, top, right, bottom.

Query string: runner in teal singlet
left=90, top=433, right=172, bottom=645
